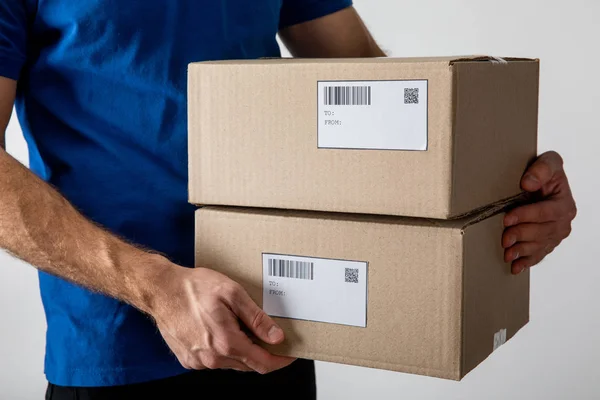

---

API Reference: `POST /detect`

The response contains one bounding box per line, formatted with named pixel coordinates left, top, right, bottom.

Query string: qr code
left=404, top=88, right=419, bottom=104
left=345, top=268, right=359, bottom=284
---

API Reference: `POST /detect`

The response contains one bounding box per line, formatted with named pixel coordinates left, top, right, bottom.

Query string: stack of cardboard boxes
left=186, top=56, right=540, bottom=380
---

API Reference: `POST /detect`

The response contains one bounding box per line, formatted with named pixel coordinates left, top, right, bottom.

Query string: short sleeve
left=279, top=0, right=353, bottom=30
left=0, top=1, right=29, bottom=80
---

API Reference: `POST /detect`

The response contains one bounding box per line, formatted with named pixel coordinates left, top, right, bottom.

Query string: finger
left=504, top=200, right=565, bottom=226
left=218, top=329, right=295, bottom=374
left=201, top=354, right=253, bottom=372
left=228, top=286, right=285, bottom=345
left=512, top=252, right=546, bottom=275
left=502, top=222, right=557, bottom=248
left=237, top=339, right=296, bottom=374
left=504, top=241, right=542, bottom=263
left=521, top=151, right=563, bottom=192
left=223, top=361, right=254, bottom=372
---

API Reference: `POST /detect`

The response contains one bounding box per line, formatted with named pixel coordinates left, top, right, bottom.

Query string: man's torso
left=17, top=0, right=284, bottom=386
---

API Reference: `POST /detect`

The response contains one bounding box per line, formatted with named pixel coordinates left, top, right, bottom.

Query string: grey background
left=1, top=0, right=598, bottom=398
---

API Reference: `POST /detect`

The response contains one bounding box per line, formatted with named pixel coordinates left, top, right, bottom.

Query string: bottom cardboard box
left=194, top=206, right=529, bottom=381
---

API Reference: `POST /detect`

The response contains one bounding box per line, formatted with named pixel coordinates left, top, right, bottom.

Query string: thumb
left=521, top=151, right=563, bottom=192
left=230, top=287, right=284, bottom=345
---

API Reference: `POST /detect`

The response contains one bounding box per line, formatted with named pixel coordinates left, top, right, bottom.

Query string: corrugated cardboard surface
left=188, top=56, right=539, bottom=219
left=451, top=61, right=539, bottom=216
left=461, top=213, right=530, bottom=376
left=194, top=206, right=529, bottom=380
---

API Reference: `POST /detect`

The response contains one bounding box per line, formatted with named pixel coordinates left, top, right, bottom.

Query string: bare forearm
left=280, top=6, right=386, bottom=58
left=0, top=148, right=170, bottom=314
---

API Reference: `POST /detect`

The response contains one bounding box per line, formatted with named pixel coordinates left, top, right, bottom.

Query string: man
left=0, top=1, right=576, bottom=399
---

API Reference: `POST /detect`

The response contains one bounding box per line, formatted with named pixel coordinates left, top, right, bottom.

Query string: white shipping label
left=317, top=80, right=428, bottom=150
left=262, top=254, right=368, bottom=327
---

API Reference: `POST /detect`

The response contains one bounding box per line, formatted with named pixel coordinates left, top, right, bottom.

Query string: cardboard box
left=194, top=204, right=529, bottom=380
left=188, top=56, right=539, bottom=219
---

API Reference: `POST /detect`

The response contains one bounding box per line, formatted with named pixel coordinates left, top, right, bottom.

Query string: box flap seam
left=457, top=192, right=530, bottom=230
left=449, top=56, right=538, bottom=65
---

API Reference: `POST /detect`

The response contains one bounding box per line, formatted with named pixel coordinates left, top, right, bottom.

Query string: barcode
left=268, top=258, right=314, bottom=280
left=324, top=86, right=371, bottom=106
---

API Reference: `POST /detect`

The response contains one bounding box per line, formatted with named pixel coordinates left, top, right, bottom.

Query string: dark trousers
left=45, top=359, right=316, bottom=400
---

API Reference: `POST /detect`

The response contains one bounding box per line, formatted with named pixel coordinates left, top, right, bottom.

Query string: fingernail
left=513, top=265, right=524, bottom=275
left=523, top=174, right=540, bottom=187
left=268, top=326, right=283, bottom=342
left=512, top=252, right=520, bottom=261
left=507, top=235, right=517, bottom=247
left=505, top=215, right=518, bottom=226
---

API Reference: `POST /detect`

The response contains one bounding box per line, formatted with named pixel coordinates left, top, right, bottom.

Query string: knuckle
left=182, top=354, right=195, bottom=370
left=540, top=244, right=553, bottom=258
left=185, top=355, right=204, bottom=370
left=541, top=243, right=551, bottom=255
left=191, top=361, right=205, bottom=370
left=183, top=353, right=204, bottom=370
left=569, top=203, right=578, bottom=221
left=251, top=309, right=268, bottom=331
left=215, top=340, right=236, bottom=357
left=201, top=355, right=220, bottom=370
left=202, top=296, right=223, bottom=316
left=218, top=281, right=242, bottom=301
left=565, top=223, right=573, bottom=238
left=239, top=355, right=251, bottom=368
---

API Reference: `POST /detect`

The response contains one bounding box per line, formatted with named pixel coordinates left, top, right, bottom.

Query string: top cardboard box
left=188, top=56, right=539, bottom=219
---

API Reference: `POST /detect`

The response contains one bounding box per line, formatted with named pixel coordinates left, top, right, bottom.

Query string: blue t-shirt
left=0, top=0, right=352, bottom=387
